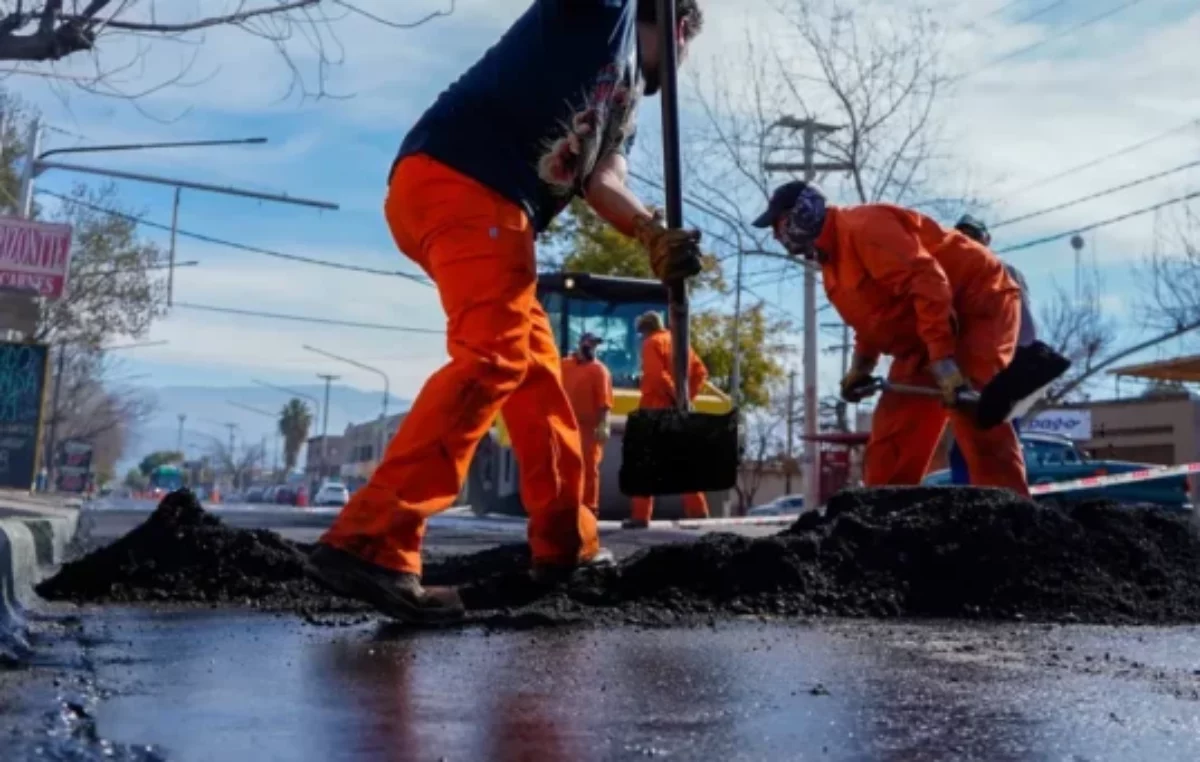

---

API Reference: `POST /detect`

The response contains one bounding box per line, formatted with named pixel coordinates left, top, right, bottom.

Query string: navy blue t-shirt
left=397, top=0, right=641, bottom=232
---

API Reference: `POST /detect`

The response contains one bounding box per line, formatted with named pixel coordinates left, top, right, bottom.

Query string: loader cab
left=537, top=272, right=669, bottom=390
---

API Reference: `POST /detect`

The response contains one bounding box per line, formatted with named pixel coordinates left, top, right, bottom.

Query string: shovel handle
left=865, top=377, right=981, bottom=405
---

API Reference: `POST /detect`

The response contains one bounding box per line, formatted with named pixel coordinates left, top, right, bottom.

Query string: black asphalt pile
left=36, top=490, right=366, bottom=614
left=34, top=487, right=1200, bottom=627
left=451, top=487, right=1200, bottom=626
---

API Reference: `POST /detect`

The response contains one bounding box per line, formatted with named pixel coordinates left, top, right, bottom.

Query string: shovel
left=856, top=341, right=1072, bottom=429
left=618, top=0, right=741, bottom=497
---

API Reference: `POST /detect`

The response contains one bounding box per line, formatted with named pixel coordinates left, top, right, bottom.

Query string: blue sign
left=0, top=341, right=48, bottom=490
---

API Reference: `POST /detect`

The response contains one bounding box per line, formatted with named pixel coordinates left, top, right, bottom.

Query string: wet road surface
left=39, top=609, right=1200, bottom=761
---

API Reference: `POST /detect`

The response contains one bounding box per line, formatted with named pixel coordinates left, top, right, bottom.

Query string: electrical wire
left=36, top=188, right=434, bottom=285
left=992, top=157, right=1200, bottom=228
left=996, top=187, right=1200, bottom=253
left=173, top=302, right=445, bottom=334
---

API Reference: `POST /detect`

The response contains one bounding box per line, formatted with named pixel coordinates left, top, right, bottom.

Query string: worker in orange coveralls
left=560, top=332, right=615, bottom=516
left=623, top=311, right=711, bottom=529
left=306, top=0, right=709, bottom=624
left=752, top=182, right=1030, bottom=497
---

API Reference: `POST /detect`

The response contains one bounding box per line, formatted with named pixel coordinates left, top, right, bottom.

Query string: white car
left=748, top=495, right=805, bottom=516
left=313, top=482, right=350, bottom=507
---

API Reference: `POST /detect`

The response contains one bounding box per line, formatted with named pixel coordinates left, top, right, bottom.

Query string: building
left=339, top=413, right=406, bottom=489
left=305, top=434, right=346, bottom=487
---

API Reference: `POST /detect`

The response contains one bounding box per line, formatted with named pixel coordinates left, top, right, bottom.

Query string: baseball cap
left=752, top=180, right=814, bottom=228
left=580, top=332, right=604, bottom=346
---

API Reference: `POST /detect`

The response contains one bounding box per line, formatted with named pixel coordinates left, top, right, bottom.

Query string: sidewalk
left=0, top=490, right=81, bottom=645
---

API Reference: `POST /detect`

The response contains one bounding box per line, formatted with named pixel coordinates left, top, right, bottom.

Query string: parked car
left=261, top=485, right=280, bottom=503
left=274, top=486, right=298, bottom=505
left=923, top=432, right=1191, bottom=510
left=314, top=481, right=350, bottom=507
left=245, top=486, right=265, bottom=503
left=748, top=494, right=805, bottom=517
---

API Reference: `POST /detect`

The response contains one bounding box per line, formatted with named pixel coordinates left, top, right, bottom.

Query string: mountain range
left=122, top=383, right=410, bottom=473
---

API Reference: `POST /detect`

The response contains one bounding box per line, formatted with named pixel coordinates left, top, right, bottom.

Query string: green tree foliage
left=138, top=450, right=184, bottom=476
left=541, top=199, right=789, bottom=407
left=279, top=399, right=314, bottom=472
left=124, top=467, right=148, bottom=490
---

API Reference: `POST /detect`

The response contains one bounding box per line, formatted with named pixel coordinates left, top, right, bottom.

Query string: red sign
left=0, top=216, right=73, bottom=300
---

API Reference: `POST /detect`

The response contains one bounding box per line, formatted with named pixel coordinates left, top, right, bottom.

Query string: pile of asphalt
left=36, top=487, right=1200, bottom=627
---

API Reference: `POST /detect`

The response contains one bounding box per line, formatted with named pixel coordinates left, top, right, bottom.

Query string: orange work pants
left=630, top=493, right=709, bottom=523
left=320, top=154, right=599, bottom=575
left=579, top=431, right=604, bottom=515
left=863, top=291, right=1029, bottom=497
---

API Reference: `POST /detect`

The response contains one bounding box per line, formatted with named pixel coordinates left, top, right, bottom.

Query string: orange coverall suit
left=560, top=353, right=614, bottom=514
left=814, top=204, right=1030, bottom=496
left=631, top=329, right=711, bottom=521
left=320, top=155, right=599, bottom=575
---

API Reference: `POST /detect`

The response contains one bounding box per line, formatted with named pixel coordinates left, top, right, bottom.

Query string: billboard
left=56, top=439, right=94, bottom=493
left=0, top=341, right=49, bottom=490
left=0, top=216, right=73, bottom=300
left=1023, top=409, right=1093, bottom=440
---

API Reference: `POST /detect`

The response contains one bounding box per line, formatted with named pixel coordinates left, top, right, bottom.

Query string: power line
left=997, top=187, right=1200, bottom=253
left=997, top=117, right=1200, bottom=197
left=173, top=302, right=445, bottom=333
left=1012, top=0, right=1071, bottom=25
left=36, top=188, right=434, bottom=285
left=992, top=157, right=1200, bottom=228
left=964, top=0, right=1150, bottom=79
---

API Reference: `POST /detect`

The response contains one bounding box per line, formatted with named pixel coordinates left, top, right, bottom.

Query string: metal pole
left=301, top=345, right=390, bottom=472
left=18, top=116, right=40, bottom=217
left=168, top=187, right=180, bottom=307
left=45, top=345, right=64, bottom=490
left=657, top=0, right=689, bottom=413
left=317, top=374, right=339, bottom=480
left=785, top=370, right=796, bottom=494
left=730, top=244, right=745, bottom=403
left=802, top=124, right=820, bottom=514
left=177, top=414, right=186, bottom=452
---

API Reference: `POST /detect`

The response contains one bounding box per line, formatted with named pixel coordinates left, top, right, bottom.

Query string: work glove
left=633, top=211, right=704, bottom=282
left=930, top=357, right=972, bottom=407
left=840, top=353, right=878, bottom=403
left=594, top=420, right=611, bottom=443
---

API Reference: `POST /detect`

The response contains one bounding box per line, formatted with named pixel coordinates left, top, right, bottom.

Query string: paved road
left=4, top=499, right=1200, bottom=760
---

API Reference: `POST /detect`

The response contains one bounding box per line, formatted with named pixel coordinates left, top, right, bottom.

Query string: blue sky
left=10, top=0, right=1200, bottom=415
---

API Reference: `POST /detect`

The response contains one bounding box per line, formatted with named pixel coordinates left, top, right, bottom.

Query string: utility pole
left=730, top=238, right=746, bottom=404
left=785, top=370, right=796, bottom=494
left=177, top=414, right=186, bottom=453
left=764, top=117, right=853, bottom=512
left=317, top=374, right=339, bottom=482
left=303, top=345, right=390, bottom=474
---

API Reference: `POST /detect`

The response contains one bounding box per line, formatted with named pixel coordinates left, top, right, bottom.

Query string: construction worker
left=307, top=0, right=708, bottom=624
left=560, top=332, right=614, bottom=515
left=948, top=214, right=1038, bottom=485
left=624, top=311, right=711, bottom=528
left=752, top=182, right=1030, bottom=497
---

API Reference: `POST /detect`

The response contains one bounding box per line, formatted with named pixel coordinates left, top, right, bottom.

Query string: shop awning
left=1108, top=354, right=1200, bottom=383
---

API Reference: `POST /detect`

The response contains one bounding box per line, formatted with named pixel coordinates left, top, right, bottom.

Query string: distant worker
left=948, top=214, right=1038, bottom=486
left=624, top=311, right=711, bottom=529
left=306, top=0, right=708, bottom=624
left=753, top=182, right=1030, bottom=497
left=561, top=333, right=615, bottom=516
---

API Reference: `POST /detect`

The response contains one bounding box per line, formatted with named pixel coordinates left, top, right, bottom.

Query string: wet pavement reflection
left=77, top=609, right=1200, bottom=761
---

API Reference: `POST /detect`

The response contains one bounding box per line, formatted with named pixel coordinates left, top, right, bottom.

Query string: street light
left=303, top=344, right=392, bottom=471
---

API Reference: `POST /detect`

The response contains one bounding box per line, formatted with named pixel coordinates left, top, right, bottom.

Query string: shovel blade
left=976, top=341, right=1071, bottom=429
left=619, top=408, right=740, bottom=496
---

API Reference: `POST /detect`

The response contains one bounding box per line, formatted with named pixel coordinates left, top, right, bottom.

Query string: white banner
left=1023, top=410, right=1092, bottom=440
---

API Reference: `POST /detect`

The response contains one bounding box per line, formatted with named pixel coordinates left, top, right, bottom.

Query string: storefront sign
left=0, top=341, right=48, bottom=489
left=0, top=216, right=73, bottom=300
left=1024, top=409, right=1092, bottom=440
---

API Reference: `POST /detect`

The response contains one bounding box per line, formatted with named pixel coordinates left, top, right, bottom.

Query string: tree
left=734, top=408, right=785, bottom=513
left=1034, top=276, right=1117, bottom=406
left=692, top=303, right=790, bottom=408
left=278, top=398, right=313, bottom=472
left=0, top=1, right=455, bottom=102
left=207, top=439, right=264, bottom=491
left=138, top=449, right=183, bottom=476
left=124, top=466, right=147, bottom=490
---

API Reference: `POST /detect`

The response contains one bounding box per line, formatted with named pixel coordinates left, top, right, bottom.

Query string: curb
left=0, top=497, right=80, bottom=652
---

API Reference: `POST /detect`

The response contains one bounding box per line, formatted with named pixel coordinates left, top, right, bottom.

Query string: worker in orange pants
left=752, top=182, right=1029, bottom=497
left=306, top=1, right=709, bottom=624
left=560, top=332, right=614, bottom=515
left=623, top=311, right=711, bottom=528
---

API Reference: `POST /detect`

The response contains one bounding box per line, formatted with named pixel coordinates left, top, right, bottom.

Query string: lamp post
left=303, top=344, right=392, bottom=475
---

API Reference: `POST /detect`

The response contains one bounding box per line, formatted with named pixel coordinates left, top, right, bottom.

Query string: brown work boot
left=306, top=543, right=464, bottom=625
left=621, top=518, right=650, bottom=530
left=530, top=547, right=616, bottom=586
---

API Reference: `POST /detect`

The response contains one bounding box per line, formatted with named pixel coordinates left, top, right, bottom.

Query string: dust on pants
left=631, top=493, right=709, bottom=523
left=320, top=154, right=599, bottom=575
left=561, top=354, right=612, bottom=515
left=863, top=290, right=1029, bottom=497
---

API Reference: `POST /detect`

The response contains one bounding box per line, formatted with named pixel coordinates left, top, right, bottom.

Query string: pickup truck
left=923, top=432, right=1191, bottom=510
